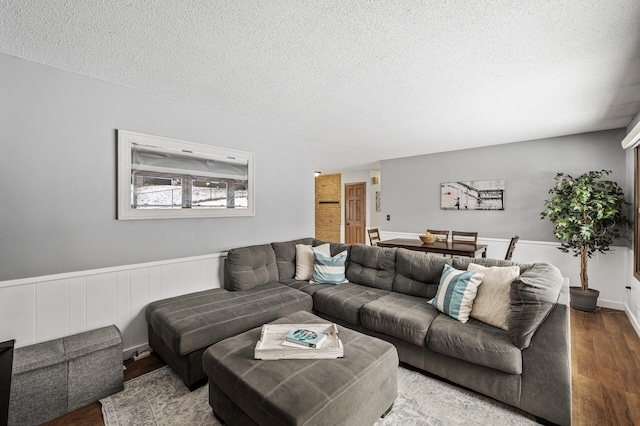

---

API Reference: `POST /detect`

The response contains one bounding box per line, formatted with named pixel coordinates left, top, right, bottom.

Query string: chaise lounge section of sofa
left=146, top=238, right=571, bottom=425
left=146, top=265, right=313, bottom=389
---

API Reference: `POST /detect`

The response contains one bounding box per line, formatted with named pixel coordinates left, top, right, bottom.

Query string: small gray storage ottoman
left=9, top=325, right=123, bottom=425
left=65, top=325, right=124, bottom=411
left=203, top=311, right=399, bottom=426
left=8, top=340, right=67, bottom=425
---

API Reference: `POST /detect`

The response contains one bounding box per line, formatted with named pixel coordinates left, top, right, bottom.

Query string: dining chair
left=367, top=228, right=381, bottom=246
left=426, top=229, right=449, bottom=241
left=504, top=235, right=519, bottom=260
left=451, top=231, right=478, bottom=244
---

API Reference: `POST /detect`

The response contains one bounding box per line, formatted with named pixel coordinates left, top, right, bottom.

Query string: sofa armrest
left=519, top=281, right=571, bottom=426
left=508, top=263, right=565, bottom=349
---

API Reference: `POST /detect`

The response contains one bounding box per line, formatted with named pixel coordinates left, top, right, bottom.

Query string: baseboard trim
left=597, top=299, right=625, bottom=311
left=624, top=301, right=640, bottom=338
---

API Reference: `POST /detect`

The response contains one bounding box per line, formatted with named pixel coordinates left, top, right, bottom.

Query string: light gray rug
left=101, top=366, right=537, bottom=425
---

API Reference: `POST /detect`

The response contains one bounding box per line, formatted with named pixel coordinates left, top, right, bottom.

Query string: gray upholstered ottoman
left=202, top=310, right=398, bottom=426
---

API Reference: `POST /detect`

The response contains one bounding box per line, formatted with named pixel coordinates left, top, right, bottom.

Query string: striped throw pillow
left=430, top=264, right=484, bottom=323
left=310, top=249, right=349, bottom=285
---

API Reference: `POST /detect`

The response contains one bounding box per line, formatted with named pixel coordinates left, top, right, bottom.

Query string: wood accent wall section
left=315, top=174, right=341, bottom=242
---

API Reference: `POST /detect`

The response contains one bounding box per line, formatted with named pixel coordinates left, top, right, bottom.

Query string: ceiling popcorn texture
left=2, top=1, right=640, bottom=172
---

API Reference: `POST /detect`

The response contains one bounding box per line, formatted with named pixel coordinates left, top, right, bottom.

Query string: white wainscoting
left=0, top=253, right=226, bottom=357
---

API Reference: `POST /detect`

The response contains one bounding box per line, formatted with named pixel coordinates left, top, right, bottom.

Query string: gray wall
left=380, top=129, right=628, bottom=241
left=0, top=54, right=315, bottom=280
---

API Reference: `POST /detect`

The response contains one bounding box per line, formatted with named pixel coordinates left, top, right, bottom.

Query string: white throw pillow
left=467, top=263, right=520, bottom=330
left=295, top=243, right=330, bottom=280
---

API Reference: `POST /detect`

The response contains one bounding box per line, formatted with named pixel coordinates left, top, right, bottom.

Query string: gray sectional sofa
left=146, top=237, right=571, bottom=426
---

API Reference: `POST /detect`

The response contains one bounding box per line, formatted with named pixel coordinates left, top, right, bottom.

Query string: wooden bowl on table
left=419, top=235, right=437, bottom=244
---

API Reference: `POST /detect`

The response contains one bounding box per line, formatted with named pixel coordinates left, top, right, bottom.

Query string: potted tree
left=541, top=170, right=631, bottom=312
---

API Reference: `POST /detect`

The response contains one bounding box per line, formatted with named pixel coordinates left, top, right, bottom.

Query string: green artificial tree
left=541, top=170, right=631, bottom=299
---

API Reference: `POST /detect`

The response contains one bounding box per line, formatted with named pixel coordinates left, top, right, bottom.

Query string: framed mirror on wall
left=117, top=130, right=255, bottom=220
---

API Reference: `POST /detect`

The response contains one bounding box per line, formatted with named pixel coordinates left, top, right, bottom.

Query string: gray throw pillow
left=508, top=263, right=564, bottom=349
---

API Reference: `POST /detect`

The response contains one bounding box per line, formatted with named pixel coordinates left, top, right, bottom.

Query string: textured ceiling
left=2, top=1, right=640, bottom=172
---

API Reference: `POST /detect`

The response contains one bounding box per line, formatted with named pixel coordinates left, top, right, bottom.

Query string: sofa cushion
left=430, top=265, right=484, bottom=323
left=279, top=278, right=333, bottom=296
left=453, top=257, right=534, bottom=274
left=313, top=283, right=389, bottom=325
left=146, top=283, right=312, bottom=355
left=271, top=238, right=315, bottom=280
left=467, top=263, right=520, bottom=330
left=361, top=292, right=440, bottom=347
left=393, top=249, right=452, bottom=298
left=346, top=244, right=397, bottom=291
left=426, top=315, right=522, bottom=374
left=508, top=263, right=564, bottom=350
left=226, top=244, right=279, bottom=291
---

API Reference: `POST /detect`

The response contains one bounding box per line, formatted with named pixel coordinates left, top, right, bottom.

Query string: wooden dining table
left=377, top=238, right=488, bottom=258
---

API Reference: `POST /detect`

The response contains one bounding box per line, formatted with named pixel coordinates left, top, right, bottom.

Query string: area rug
left=101, top=366, right=537, bottom=425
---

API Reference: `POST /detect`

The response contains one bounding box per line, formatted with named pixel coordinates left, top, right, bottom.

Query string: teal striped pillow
left=430, top=264, right=484, bottom=323
left=310, top=249, right=349, bottom=285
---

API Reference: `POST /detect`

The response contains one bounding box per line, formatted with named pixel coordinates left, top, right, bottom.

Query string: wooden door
left=345, top=183, right=366, bottom=244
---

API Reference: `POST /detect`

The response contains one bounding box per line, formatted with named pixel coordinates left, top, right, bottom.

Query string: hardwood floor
left=43, top=308, right=640, bottom=425
left=571, top=308, right=640, bottom=425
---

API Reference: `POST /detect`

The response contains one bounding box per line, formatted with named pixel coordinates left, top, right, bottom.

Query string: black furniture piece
left=0, top=339, right=15, bottom=426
